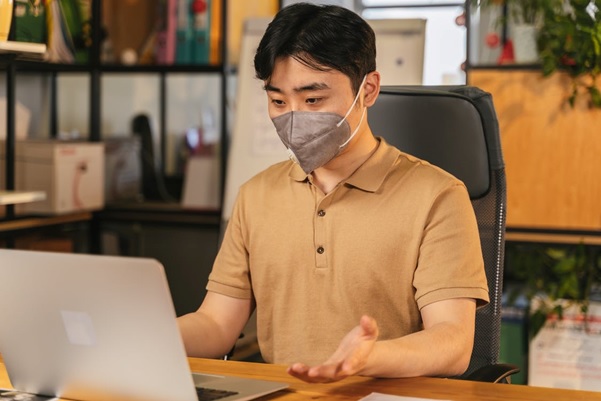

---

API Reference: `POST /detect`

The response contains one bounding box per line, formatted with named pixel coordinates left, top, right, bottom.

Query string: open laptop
left=0, top=249, right=287, bottom=401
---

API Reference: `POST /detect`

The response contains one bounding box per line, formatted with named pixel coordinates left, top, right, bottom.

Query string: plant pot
left=512, top=24, right=539, bottom=64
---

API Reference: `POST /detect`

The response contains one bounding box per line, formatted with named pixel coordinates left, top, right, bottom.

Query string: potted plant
left=472, top=0, right=601, bottom=107
left=505, top=243, right=601, bottom=339
left=505, top=243, right=601, bottom=388
left=537, top=0, right=601, bottom=108
left=470, top=0, right=553, bottom=62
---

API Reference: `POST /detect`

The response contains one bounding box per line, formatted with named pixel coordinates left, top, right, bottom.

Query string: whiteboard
left=222, top=18, right=288, bottom=222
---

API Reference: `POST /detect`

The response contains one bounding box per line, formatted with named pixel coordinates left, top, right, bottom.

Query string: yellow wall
left=228, top=0, right=278, bottom=65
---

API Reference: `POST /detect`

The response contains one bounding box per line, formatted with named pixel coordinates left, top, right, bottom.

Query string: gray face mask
left=271, top=76, right=367, bottom=174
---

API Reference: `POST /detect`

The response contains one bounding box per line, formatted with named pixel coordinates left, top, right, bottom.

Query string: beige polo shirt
left=207, top=137, right=489, bottom=365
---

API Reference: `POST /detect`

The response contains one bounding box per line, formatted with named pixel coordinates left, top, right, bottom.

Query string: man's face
left=264, top=57, right=362, bottom=123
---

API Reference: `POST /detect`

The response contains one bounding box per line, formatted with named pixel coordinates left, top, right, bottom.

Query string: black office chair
left=368, top=85, right=519, bottom=383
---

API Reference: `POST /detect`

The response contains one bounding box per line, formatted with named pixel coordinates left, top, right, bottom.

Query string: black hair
left=254, top=3, right=376, bottom=95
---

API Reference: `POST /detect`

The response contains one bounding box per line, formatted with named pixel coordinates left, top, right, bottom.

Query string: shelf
left=0, top=191, right=46, bottom=206
left=98, top=202, right=221, bottom=226
left=0, top=41, right=46, bottom=61
left=0, top=211, right=93, bottom=233
left=99, top=64, right=225, bottom=74
left=467, top=63, right=542, bottom=71
left=10, top=60, right=225, bottom=74
left=2, top=0, right=229, bottom=243
left=506, top=229, right=601, bottom=246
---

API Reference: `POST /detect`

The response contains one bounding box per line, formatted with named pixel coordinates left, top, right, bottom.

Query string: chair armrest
left=463, top=363, right=521, bottom=383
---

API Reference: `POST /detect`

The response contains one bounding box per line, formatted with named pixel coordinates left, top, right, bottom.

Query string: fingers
left=360, top=315, right=379, bottom=339
left=287, top=363, right=310, bottom=378
left=287, top=362, right=351, bottom=383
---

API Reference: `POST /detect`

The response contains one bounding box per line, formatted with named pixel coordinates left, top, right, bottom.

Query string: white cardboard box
left=1, top=140, right=105, bottom=214
left=181, top=156, right=221, bottom=210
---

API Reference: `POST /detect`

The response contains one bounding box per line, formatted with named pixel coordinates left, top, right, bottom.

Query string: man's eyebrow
left=264, top=84, right=281, bottom=92
left=263, top=82, right=330, bottom=93
left=294, top=82, right=330, bottom=92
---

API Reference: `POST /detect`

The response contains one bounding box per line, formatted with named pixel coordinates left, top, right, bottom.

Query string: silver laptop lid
left=0, top=249, right=198, bottom=401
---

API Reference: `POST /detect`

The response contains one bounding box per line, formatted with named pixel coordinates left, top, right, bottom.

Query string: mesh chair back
left=368, top=86, right=506, bottom=377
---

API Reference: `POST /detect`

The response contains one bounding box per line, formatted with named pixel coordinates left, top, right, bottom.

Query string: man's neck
left=311, top=133, right=378, bottom=194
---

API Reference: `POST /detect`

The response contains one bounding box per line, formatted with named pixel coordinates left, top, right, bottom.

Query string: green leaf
left=535, top=0, right=601, bottom=107
left=558, top=274, right=580, bottom=299
left=547, top=248, right=567, bottom=260
left=554, top=257, right=576, bottom=274
left=589, top=86, right=601, bottom=107
left=530, top=310, right=548, bottom=339
left=569, top=91, right=577, bottom=108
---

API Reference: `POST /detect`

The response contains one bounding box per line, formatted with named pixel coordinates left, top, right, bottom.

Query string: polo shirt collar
left=345, top=137, right=398, bottom=192
left=289, top=162, right=310, bottom=182
left=288, top=137, right=399, bottom=193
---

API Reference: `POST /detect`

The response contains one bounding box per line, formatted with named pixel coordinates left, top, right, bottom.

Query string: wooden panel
left=469, top=69, right=601, bottom=231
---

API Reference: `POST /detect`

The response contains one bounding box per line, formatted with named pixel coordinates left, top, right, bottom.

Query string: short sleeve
left=206, top=190, right=253, bottom=299
left=413, top=183, right=490, bottom=309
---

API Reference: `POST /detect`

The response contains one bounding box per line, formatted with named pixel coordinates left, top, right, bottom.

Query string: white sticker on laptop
left=60, top=310, right=97, bottom=346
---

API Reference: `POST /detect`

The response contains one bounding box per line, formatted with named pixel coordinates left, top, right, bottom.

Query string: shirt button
left=318, top=210, right=326, bottom=217
left=317, top=246, right=325, bottom=254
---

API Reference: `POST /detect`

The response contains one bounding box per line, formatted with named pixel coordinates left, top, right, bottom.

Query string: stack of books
left=9, top=0, right=221, bottom=66
left=156, top=0, right=221, bottom=65
left=12, top=0, right=91, bottom=64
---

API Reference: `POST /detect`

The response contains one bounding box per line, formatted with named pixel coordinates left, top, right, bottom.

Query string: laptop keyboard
left=195, top=387, right=239, bottom=401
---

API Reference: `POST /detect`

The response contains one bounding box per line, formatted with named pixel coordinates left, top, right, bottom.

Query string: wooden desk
left=3, top=357, right=601, bottom=401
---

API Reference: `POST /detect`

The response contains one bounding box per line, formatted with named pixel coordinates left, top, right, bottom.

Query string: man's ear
left=363, top=71, right=381, bottom=107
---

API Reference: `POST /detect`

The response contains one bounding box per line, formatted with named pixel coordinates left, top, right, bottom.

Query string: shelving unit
left=0, top=0, right=230, bottom=314
left=4, top=0, right=229, bottom=197
left=3, top=2, right=229, bottom=202
left=1, top=41, right=56, bottom=249
left=1, top=0, right=230, bottom=287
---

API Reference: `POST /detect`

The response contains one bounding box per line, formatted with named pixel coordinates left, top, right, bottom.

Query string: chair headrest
left=368, top=86, right=503, bottom=199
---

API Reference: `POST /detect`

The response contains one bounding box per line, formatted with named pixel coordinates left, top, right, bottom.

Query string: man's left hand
left=287, top=315, right=379, bottom=383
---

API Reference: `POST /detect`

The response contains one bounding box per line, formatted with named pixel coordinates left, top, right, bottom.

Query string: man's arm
left=288, top=297, right=476, bottom=383
left=177, top=291, right=254, bottom=358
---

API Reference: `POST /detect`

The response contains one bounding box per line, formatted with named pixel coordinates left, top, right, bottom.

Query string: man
left=178, top=3, right=489, bottom=383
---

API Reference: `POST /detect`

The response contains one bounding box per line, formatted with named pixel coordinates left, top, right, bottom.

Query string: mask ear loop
left=339, top=106, right=366, bottom=148
left=336, top=75, right=368, bottom=128
left=286, top=147, right=300, bottom=164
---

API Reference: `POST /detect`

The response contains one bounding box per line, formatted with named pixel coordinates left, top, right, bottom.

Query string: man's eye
left=271, top=99, right=285, bottom=106
left=306, top=98, right=321, bottom=104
